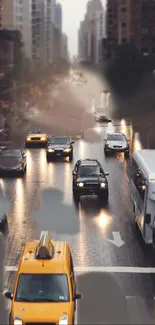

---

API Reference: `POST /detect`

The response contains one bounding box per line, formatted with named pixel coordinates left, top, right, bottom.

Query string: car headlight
left=106, top=144, right=110, bottom=147
left=48, top=148, right=54, bottom=152
left=64, top=148, right=71, bottom=152
left=27, top=137, right=31, bottom=141
left=100, top=182, right=106, bottom=188
left=59, top=315, right=68, bottom=325
left=41, top=137, right=46, bottom=140
left=17, top=164, right=23, bottom=169
left=14, top=317, right=22, bottom=325
left=77, top=182, right=84, bottom=187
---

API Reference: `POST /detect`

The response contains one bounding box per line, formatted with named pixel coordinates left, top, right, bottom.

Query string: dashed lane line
left=4, top=266, right=155, bottom=273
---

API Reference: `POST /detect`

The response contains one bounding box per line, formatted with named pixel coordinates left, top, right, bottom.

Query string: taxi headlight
left=27, top=137, right=31, bottom=141
left=41, top=137, right=46, bottom=140
left=48, top=148, right=54, bottom=152
left=100, top=182, right=106, bottom=188
left=77, top=182, right=84, bottom=187
left=64, top=148, right=71, bottom=152
left=14, top=317, right=22, bottom=325
left=59, top=315, right=68, bottom=325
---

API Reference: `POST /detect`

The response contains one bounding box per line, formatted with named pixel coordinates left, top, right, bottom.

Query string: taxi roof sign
left=35, top=233, right=54, bottom=260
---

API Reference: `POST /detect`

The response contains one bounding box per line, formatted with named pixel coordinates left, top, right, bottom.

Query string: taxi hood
left=13, top=301, right=71, bottom=323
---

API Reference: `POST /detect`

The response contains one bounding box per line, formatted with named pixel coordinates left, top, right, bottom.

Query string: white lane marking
left=126, top=296, right=137, bottom=299
left=4, top=266, right=155, bottom=273
left=107, top=232, right=125, bottom=247
left=125, top=174, right=129, bottom=183
left=40, top=231, right=49, bottom=239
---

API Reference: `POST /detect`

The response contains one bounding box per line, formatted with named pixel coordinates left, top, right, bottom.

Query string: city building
left=53, top=26, right=61, bottom=59
left=55, top=3, right=62, bottom=32
left=106, top=0, right=118, bottom=57
left=78, top=0, right=106, bottom=64
left=0, top=28, right=22, bottom=102
left=0, top=0, right=32, bottom=59
left=106, top=0, right=155, bottom=57
left=61, top=33, right=69, bottom=61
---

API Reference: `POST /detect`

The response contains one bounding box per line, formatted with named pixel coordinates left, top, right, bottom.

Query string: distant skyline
left=58, top=0, right=106, bottom=57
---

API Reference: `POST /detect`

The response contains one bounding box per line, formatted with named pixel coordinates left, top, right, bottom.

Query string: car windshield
left=78, top=165, right=101, bottom=176
left=29, top=130, right=42, bottom=134
left=50, top=137, right=70, bottom=144
left=108, top=134, right=126, bottom=141
left=15, top=274, right=69, bottom=303
left=1, top=150, right=21, bottom=158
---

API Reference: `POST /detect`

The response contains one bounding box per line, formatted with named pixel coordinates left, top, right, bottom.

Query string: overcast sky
left=58, top=0, right=106, bottom=57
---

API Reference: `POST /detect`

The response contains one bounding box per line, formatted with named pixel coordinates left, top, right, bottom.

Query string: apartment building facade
left=107, top=0, right=155, bottom=57
left=0, top=0, right=32, bottom=59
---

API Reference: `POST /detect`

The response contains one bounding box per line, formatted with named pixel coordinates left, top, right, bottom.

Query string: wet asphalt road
left=2, top=119, right=155, bottom=324
left=2, top=67, right=155, bottom=323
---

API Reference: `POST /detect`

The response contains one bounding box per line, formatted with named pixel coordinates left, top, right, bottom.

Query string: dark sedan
left=0, top=213, right=7, bottom=231
left=0, top=149, right=27, bottom=176
left=46, top=136, right=74, bottom=161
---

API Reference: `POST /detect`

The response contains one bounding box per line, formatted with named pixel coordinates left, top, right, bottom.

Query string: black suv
left=46, top=136, right=74, bottom=161
left=72, top=159, right=109, bottom=203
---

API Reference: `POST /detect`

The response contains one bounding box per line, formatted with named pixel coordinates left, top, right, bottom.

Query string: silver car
left=104, top=132, right=130, bottom=158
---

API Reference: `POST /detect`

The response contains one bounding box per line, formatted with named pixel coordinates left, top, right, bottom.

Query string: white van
left=129, top=150, right=155, bottom=247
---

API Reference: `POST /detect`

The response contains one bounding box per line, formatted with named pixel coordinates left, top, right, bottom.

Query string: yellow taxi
left=5, top=232, right=81, bottom=325
left=25, top=129, right=49, bottom=146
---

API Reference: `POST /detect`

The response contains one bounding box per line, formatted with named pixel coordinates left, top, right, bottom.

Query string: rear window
left=29, top=130, right=42, bottom=134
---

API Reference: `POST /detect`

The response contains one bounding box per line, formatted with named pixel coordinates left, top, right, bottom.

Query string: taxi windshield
left=50, top=137, right=70, bottom=144
left=15, top=274, right=69, bottom=302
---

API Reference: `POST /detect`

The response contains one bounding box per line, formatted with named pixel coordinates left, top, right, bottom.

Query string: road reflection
left=63, top=162, right=72, bottom=205
left=96, top=209, right=112, bottom=232
left=77, top=204, right=87, bottom=265
left=13, top=179, right=25, bottom=225
left=133, top=132, right=143, bottom=151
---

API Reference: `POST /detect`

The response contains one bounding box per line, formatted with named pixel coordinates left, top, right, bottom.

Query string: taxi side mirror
left=74, top=293, right=81, bottom=300
left=5, top=291, right=13, bottom=300
left=105, top=172, right=109, bottom=176
left=145, top=214, right=151, bottom=225
left=71, top=141, right=74, bottom=144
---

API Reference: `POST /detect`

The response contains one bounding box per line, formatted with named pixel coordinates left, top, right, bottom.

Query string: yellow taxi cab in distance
left=5, top=232, right=81, bottom=325
left=25, top=129, right=49, bottom=147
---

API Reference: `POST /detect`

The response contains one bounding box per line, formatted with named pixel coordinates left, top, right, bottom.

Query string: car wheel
left=104, top=149, right=109, bottom=156
left=73, top=190, right=80, bottom=203
left=69, top=152, right=73, bottom=162
left=46, top=154, right=50, bottom=162
left=99, top=192, right=109, bottom=205
left=20, top=169, right=25, bottom=177
left=125, top=151, right=129, bottom=158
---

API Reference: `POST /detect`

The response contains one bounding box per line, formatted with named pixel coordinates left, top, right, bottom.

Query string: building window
left=142, top=28, right=148, bottom=34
